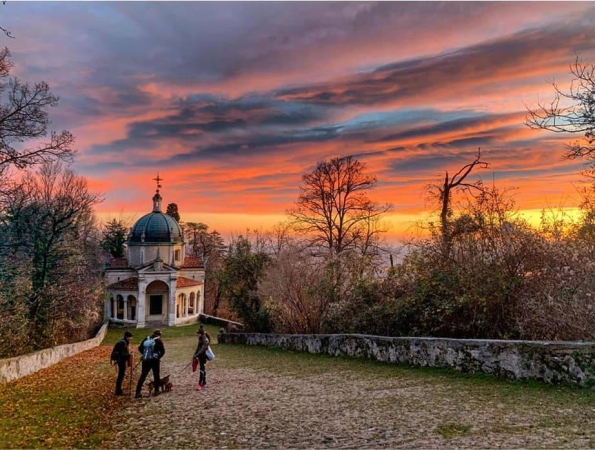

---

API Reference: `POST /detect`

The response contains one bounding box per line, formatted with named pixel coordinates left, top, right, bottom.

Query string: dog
left=147, top=375, right=171, bottom=394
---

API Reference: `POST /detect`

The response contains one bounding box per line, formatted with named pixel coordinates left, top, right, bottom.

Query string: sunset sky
left=4, top=2, right=595, bottom=242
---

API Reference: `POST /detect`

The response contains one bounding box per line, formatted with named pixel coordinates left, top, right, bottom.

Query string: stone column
left=123, top=298, right=128, bottom=321
left=104, top=298, right=110, bottom=321
left=168, top=282, right=176, bottom=326
left=199, top=286, right=205, bottom=315
left=137, top=283, right=146, bottom=328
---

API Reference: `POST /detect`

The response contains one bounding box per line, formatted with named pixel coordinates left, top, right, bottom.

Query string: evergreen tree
left=166, top=202, right=180, bottom=222
left=100, top=219, right=128, bottom=258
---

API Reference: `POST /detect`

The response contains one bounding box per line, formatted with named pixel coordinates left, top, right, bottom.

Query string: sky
left=3, top=1, right=595, bottom=243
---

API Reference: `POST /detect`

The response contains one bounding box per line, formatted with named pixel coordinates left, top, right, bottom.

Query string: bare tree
left=184, top=221, right=226, bottom=315
left=259, top=244, right=333, bottom=334
left=184, top=222, right=209, bottom=257
left=526, top=56, right=595, bottom=173
left=288, top=155, right=392, bottom=256
left=429, top=149, right=488, bottom=258
left=0, top=47, right=74, bottom=175
left=0, top=162, right=103, bottom=352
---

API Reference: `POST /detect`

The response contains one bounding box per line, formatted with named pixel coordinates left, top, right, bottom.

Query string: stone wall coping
left=0, top=321, right=109, bottom=384
left=233, top=332, right=595, bottom=348
left=220, top=332, right=595, bottom=387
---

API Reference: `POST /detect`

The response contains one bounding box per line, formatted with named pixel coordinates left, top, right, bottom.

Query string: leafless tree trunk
left=431, top=149, right=488, bottom=258
left=288, top=155, right=391, bottom=256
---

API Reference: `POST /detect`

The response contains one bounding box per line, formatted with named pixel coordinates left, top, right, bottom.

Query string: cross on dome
left=152, top=174, right=163, bottom=212
left=153, top=174, right=163, bottom=192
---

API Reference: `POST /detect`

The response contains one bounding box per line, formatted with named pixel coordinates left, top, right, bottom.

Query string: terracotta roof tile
left=182, top=256, right=203, bottom=268
left=108, top=277, right=139, bottom=290
left=176, top=277, right=202, bottom=288
left=108, top=257, right=129, bottom=269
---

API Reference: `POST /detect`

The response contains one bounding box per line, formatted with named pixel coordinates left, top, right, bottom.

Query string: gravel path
left=102, top=346, right=595, bottom=449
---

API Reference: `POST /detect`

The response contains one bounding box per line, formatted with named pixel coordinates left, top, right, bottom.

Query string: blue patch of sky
left=333, top=108, right=475, bottom=133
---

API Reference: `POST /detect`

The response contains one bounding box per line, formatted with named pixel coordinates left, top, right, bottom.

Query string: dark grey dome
left=129, top=212, right=183, bottom=244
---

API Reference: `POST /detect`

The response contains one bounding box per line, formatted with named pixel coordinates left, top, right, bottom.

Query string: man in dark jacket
left=135, top=329, right=165, bottom=398
left=192, top=325, right=210, bottom=391
left=110, top=331, right=133, bottom=396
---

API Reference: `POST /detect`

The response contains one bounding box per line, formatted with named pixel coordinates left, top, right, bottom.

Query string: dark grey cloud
left=10, top=2, right=591, bottom=116
left=390, top=153, right=466, bottom=173
left=85, top=94, right=333, bottom=161
left=373, top=113, right=519, bottom=143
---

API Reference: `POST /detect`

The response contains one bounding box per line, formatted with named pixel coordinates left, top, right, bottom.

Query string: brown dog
left=147, top=375, right=171, bottom=394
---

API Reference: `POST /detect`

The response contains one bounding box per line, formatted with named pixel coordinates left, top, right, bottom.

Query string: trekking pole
left=129, top=358, right=142, bottom=396
left=128, top=356, right=133, bottom=396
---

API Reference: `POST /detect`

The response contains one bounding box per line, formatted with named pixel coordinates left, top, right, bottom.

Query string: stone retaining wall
left=200, top=313, right=244, bottom=331
left=219, top=332, right=595, bottom=387
left=0, top=322, right=109, bottom=384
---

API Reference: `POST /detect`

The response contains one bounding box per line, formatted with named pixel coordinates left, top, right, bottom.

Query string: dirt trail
left=102, top=357, right=595, bottom=449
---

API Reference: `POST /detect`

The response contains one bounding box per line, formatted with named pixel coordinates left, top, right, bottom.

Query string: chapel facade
left=104, top=178, right=205, bottom=328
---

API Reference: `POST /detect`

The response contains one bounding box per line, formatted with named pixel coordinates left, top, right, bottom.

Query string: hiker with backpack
left=110, top=331, right=133, bottom=396
left=192, top=325, right=210, bottom=391
left=135, top=329, right=165, bottom=398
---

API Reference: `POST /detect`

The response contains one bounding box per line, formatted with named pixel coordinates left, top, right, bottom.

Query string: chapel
left=104, top=177, right=205, bottom=328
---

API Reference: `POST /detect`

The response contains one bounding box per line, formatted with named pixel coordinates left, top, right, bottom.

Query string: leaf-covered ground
left=0, top=346, right=120, bottom=448
left=3, top=325, right=595, bottom=449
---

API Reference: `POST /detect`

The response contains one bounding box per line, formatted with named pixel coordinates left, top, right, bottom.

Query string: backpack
left=142, top=337, right=156, bottom=360
left=110, top=339, right=124, bottom=362
left=110, top=343, right=119, bottom=362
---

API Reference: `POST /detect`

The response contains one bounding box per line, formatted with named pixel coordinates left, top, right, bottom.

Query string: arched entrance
left=145, top=280, right=169, bottom=323
left=127, top=295, right=137, bottom=321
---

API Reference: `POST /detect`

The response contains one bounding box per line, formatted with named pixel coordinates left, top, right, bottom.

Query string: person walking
left=135, top=329, right=165, bottom=398
left=110, top=331, right=133, bottom=396
left=192, top=325, right=210, bottom=391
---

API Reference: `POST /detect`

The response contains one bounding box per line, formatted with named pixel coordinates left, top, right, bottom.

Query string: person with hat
left=192, top=325, right=210, bottom=391
left=135, top=329, right=166, bottom=398
left=110, top=330, right=133, bottom=396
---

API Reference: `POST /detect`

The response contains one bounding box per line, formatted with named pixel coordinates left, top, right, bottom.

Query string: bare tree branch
left=0, top=48, right=74, bottom=173
left=526, top=56, right=595, bottom=167
left=287, top=155, right=392, bottom=256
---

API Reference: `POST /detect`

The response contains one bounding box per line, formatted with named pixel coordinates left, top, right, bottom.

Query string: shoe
left=134, top=393, right=142, bottom=398
left=195, top=384, right=202, bottom=391
left=115, top=391, right=124, bottom=396
left=154, top=390, right=160, bottom=396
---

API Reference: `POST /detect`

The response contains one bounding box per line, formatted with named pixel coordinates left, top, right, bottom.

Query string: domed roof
left=128, top=183, right=183, bottom=244
left=129, top=211, right=183, bottom=244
